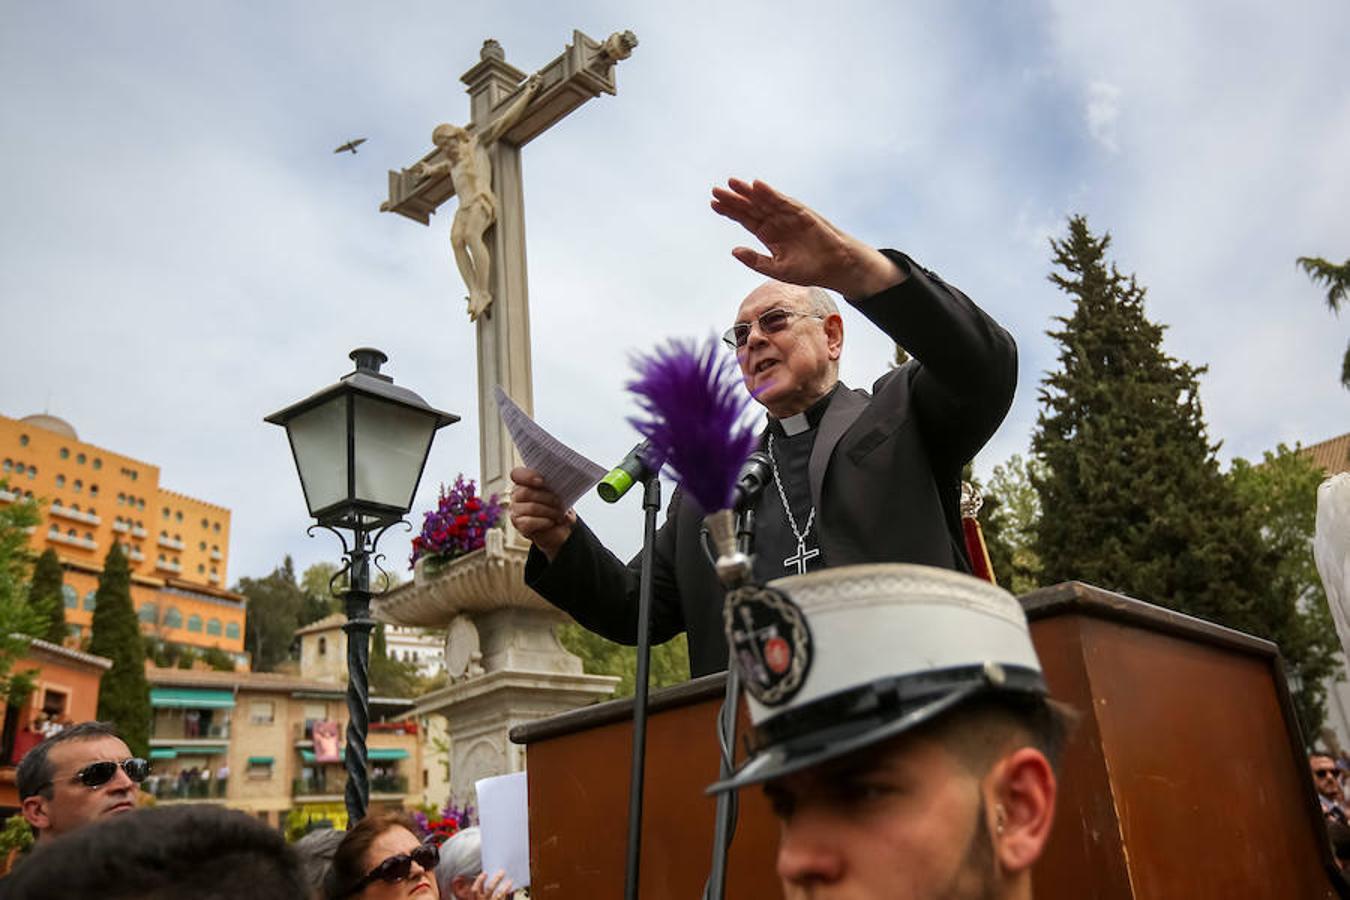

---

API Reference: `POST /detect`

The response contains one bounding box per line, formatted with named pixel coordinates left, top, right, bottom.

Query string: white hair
left=434, top=827, right=482, bottom=895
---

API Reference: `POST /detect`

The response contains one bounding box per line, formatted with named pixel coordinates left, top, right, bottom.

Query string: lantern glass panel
left=352, top=395, right=436, bottom=510
left=286, top=397, right=349, bottom=516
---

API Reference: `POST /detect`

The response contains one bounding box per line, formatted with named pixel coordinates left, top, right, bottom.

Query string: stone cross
left=382, top=30, right=637, bottom=519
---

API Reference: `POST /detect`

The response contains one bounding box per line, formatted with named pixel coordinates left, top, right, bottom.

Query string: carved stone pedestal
left=375, top=528, right=617, bottom=805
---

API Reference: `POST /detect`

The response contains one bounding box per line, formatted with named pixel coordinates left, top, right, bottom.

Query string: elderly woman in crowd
left=435, top=827, right=515, bottom=900
left=326, top=811, right=440, bottom=900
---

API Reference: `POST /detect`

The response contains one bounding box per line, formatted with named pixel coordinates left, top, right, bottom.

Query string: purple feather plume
left=627, top=335, right=759, bottom=513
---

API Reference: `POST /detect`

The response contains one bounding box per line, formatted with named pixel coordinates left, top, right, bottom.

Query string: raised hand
left=710, top=178, right=903, bottom=299
left=469, top=869, right=515, bottom=900
left=509, top=467, right=576, bottom=561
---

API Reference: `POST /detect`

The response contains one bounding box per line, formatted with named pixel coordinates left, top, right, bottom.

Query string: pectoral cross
left=784, top=539, right=820, bottom=575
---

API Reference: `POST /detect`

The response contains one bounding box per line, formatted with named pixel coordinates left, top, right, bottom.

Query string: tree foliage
left=556, top=624, right=689, bottom=698
left=1296, top=255, right=1350, bottom=388
left=88, top=544, right=150, bottom=758
left=238, top=556, right=310, bottom=672
left=27, top=548, right=67, bottom=645
left=0, top=483, right=44, bottom=702
left=1031, top=217, right=1331, bottom=739
left=981, top=454, right=1044, bottom=595
left=368, top=623, right=427, bottom=698
left=1230, top=445, right=1342, bottom=738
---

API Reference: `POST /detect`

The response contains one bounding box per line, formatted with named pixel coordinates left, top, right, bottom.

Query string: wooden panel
left=521, top=583, right=1348, bottom=897
left=526, top=691, right=781, bottom=900
left=1083, top=614, right=1337, bottom=898
left=1030, top=615, right=1135, bottom=900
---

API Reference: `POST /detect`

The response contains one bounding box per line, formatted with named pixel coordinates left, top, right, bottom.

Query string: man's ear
left=824, top=314, right=844, bottom=360
left=20, top=794, right=50, bottom=833
left=985, top=747, right=1057, bottom=874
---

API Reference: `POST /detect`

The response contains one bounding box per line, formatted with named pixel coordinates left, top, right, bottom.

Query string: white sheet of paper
left=494, top=385, right=607, bottom=509
left=476, top=771, right=530, bottom=890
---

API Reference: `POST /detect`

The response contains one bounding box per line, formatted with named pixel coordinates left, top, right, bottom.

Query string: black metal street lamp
left=266, top=347, right=457, bottom=823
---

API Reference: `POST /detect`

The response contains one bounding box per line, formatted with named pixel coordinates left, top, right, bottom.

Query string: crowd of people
left=0, top=721, right=513, bottom=898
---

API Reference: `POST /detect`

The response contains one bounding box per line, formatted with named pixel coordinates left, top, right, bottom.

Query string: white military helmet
left=709, top=563, right=1047, bottom=792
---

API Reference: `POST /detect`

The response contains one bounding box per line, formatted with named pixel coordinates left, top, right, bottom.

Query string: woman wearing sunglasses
left=327, top=812, right=441, bottom=899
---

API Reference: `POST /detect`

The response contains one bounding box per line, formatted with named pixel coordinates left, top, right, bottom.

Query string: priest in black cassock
left=510, top=178, right=1017, bottom=677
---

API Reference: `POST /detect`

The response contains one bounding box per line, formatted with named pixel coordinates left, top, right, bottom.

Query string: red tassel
left=963, top=515, right=996, bottom=584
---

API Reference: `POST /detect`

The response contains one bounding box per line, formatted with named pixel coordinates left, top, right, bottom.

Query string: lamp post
left=266, top=348, right=458, bottom=823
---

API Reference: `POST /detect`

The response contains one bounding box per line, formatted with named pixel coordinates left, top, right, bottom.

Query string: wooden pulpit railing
left=511, top=583, right=1349, bottom=898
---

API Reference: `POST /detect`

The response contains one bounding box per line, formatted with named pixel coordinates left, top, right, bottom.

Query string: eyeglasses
left=348, top=842, right=440, bottom=895
left=722, top=308, right=826, bottom=349
left=1316, top=768, right=1340, bottom=779
left=72, top=757, right=150, bottom=789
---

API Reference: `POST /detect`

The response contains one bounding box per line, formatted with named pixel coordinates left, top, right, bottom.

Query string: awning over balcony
left=247, top=756, right=274, bottom=765
left=150, top=688, right=236, bottom=709
left=150, top=745, right=228, bottom=759
left=299, top=748, right=409, bottom=763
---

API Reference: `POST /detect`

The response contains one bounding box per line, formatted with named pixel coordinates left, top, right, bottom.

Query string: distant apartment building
left=145, top=667, right=421, bottom=830
left=0, top=412, right=247, bottom=667
left=385, top=625, right=445, bottom=679
left=0, top=639, right=112, bottom=812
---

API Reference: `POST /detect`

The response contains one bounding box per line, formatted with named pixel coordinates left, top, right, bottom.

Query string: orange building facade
left=0, top=639, right=112, bottom=811
left=0, top=412, right=247, bottom=666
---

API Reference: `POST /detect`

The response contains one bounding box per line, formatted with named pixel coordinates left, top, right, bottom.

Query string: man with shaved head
left=511, top=179, right=1016, bottom=675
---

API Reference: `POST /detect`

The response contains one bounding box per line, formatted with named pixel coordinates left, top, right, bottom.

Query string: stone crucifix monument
left=381, top=29, right=637, bottom=507
left=374, top=30, right=636, bottom=806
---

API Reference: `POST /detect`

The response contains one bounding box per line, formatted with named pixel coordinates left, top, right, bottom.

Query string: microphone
left=597, top=440, right=658, bottom=503
left=733, top=451, right=773, bottom=511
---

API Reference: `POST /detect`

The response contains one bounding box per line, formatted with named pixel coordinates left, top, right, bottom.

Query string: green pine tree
left=0, top=482, right=44, bottom=703
left=1032, top=216, right=1275, bottom=634
left=27, top=549, right=67, bottom=645
left=88, top=543, right=150, bottom=757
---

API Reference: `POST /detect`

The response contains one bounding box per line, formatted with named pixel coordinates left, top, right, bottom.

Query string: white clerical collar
left=779, top=412, right=811, bottom=436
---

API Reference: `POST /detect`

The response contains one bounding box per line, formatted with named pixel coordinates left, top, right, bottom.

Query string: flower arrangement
left=413, top=799, right=477, bottom=845
left=410, top=475, right=503, bottom=570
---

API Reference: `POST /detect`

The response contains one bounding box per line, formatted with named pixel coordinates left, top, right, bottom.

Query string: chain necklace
left=767, top=433, right=820, bottom=574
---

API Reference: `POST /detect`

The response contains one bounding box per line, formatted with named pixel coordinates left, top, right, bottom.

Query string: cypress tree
left=88, top=543, right=150, bottom=757
left=27, top=549, right=67, bottom=645
left=1031, top=217, right=1273, bottom=632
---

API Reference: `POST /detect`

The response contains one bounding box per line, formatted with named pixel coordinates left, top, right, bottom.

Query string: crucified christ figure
left=412, top=73, right=542, bottom=321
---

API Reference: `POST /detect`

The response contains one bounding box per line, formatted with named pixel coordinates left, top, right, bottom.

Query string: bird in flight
left=333, top=138, right=368, bottom=154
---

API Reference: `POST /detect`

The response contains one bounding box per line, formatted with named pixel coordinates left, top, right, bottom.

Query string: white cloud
left=2, top=0, right=1348, bottom=580
left=1086, top=81, right=1122, bottom=152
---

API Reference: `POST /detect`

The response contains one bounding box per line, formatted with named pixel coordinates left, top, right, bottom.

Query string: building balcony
left=132, top=525, right=148, bottom=538
left=47, top=532, right=96, bottom=551
left=50, top=504, right=100, bottom=525
left=128, top=548, right=145, bottom=562
left=112, top=520, right=130, bottom=533
left=156, top=559, right=182, bottom=574
left=148, top=778, right=226, bottom=801
left=158, top=536, right=185, bottom=550
left=293, top=777, right=344, bottom=799
left=210, top=549, right=222, bottom=561
left=0, top=489, right=16, bottom=503
left=371, top=774, right=409, bottom=796
left=208, top=573, right=221, bottom=584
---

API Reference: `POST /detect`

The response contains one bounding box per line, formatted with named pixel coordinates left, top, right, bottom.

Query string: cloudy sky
left=3, top=1, right=1347, bottom=584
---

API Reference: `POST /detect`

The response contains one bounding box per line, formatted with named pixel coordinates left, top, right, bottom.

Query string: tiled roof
left=1301, top=432, right=1350, bottom=476
left=145, top=667, right=343, bottom=695
left=295, top=613, right=347, bottom=637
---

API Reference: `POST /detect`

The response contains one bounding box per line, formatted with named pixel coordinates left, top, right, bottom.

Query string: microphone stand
left=704, top=506, right=755, bottom=900
left=622, top=472, right=662, bottom=900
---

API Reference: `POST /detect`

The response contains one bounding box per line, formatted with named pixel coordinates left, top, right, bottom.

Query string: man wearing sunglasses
left=512, top=178, right=1016, bottom=676
left=15, top=721, right=146, bottom=845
